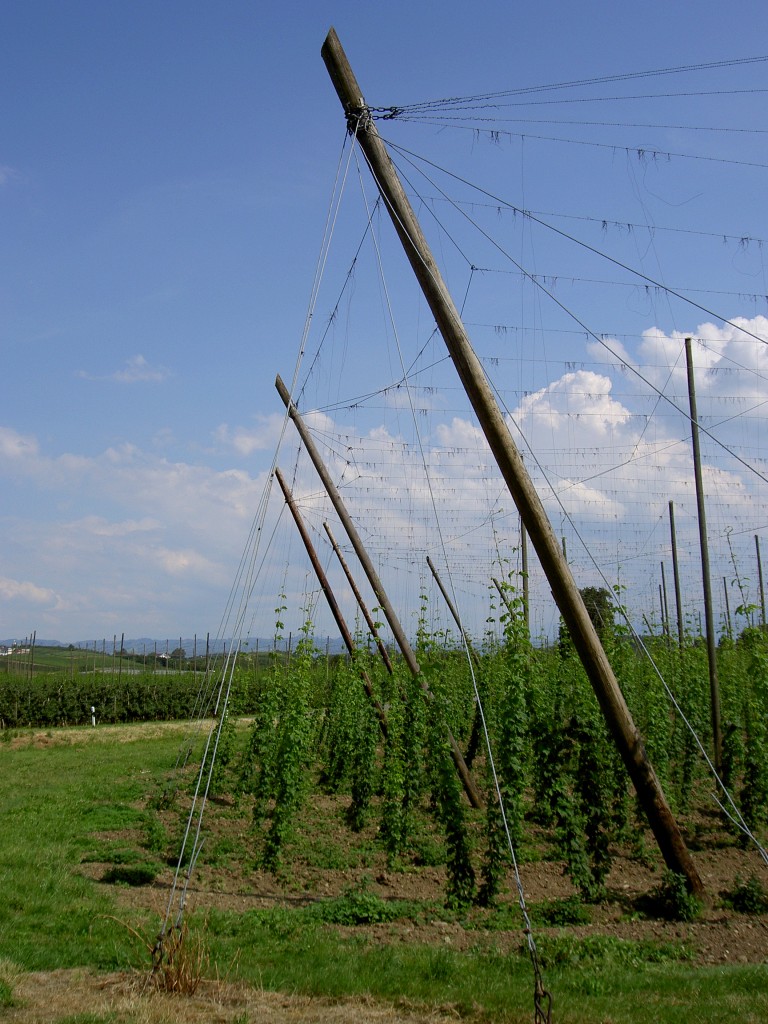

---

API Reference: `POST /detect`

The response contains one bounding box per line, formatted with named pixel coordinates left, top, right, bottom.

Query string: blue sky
left=3, top=1, right=768, bottom=645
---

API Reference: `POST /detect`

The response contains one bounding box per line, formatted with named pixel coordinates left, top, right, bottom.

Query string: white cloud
left=59, top=516, right=161, bottom=539
left=215, top=413, right=285, bottom=456
left=4, top=312, right=767, bottom=640
left=0, top=427, right=39, bottom=461
left=514, top=370, right=630, bottom=440
left=0, top=426, right=274, bottom=636
left=155, top=546, right=220, bottom=577
left=76, top=354, right=171, bottom=384
left=587, top=316, right=768, bottom=425
left=0, top=576, right=58, bottom=606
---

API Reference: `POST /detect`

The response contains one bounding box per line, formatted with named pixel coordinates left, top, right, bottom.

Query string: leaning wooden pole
left=274, top=468, right=388, bottom=735
left=275, top=376, right=483, bottom=809
left=685, top=336, right=722, bottom=775
left=426, top=555, right=483, bottom=670
left=324, top=520, right=395, bottom=675
left=321, top=26, right=702, bottom=895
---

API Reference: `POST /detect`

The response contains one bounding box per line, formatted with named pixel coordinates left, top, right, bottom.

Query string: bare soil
left=87, top=789, right=768, bottom=967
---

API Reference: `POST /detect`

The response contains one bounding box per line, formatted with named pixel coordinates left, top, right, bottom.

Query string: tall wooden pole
left=320, top=27, right=702, bottom=894
left=275, top=376, right=483, bottom=808
left=685, top=337, right=722, bottom=774
left=660, top=563, right=670, bottom=638
left=668, top=501, right=685, bottom=648
left=521, top=518, right=530, bottom=633
left=756, top=535, right=766, bottom=629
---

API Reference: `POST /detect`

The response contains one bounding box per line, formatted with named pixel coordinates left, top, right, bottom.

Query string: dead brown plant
left=99, top=915, right=209, bottom=996
left=149, top=921, right=208, bottom=995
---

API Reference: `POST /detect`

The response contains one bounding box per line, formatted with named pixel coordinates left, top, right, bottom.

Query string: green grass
left=0, top=727, right=174, bottom=971
left=1, top=724, right=767, bottom=1023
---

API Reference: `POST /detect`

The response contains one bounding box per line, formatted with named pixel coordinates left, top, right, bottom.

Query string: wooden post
left=660, top=563, right=670, bottom=639
left=723, top=577, right=733, bottom=640
left=521, top=518, right=530, bottom=634
left=427, top=555, right=467, bottom=640
left=118, top=631, right=125, bottom=686
left=320, top=27, right=702, bottom=894
left=428, top=555, right=484, bottom=767
left=276, top=375, right=483, bottom=808
left=324, top=521, right=394, bottom=674
left=685, top=336, right=722, bottom=774
left=275, top=467, right=388, bottom=733
left=756, top=535, right=766, bottom=629
left=668, top=501, right=685, bottom=648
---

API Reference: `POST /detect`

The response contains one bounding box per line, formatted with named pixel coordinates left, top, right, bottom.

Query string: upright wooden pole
left=521, top=518, right=530, bottom=633
left=668, top=501, right=685, bottom=648
left=685, top=337, right=722, bottom=774
left=276, top=376, right=483, bottom=808
left=660, top=563, right=669, bottom=635
left=320, top=27, right=702, bottom=894
left=756, top=535, right=766, bottom=629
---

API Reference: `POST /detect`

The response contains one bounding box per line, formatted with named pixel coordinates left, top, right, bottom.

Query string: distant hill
left=3, top=636, right=349, bottom=657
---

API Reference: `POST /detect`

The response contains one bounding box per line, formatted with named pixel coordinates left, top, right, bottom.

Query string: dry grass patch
left=4, top=969, right=478, bottom=1023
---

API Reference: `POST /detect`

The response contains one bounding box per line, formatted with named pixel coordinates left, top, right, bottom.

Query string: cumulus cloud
left=587, top=316, right=768, bottom=425
left=514, top=370, right=631, bottom=441
left=5, top=314, right=767, bottom=640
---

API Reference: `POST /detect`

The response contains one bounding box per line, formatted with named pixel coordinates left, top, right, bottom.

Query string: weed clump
left=642, top=870, right=702, bottom=922
left=101, top=863, right=159, bottom=886
left=313, top=886, right=400, bottom=926
left=722, top=875, right=768, bottom=914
